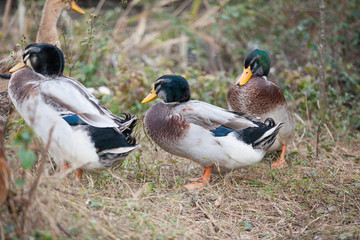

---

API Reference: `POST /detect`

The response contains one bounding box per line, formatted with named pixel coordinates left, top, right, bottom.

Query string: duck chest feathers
left=144, top=102, right=190, bottom=145
left=9, top=68, right=42, bottom=104
left=227, top=76, right=286, bottom=115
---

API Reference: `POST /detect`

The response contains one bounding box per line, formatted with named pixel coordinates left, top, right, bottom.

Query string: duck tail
left=253, top=120, right=283, bottom=150
left=0, top=74, right=11, bottom=80
left=114, top=113, right=138, bottom=141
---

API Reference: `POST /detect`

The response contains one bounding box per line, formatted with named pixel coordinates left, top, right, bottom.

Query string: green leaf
left=89, top=201, right=103, bottom=208
left=239, top=221, right=253, bottom=231
left=18, top=146, right=35, bottom=170
left=15, top=178, right=25, bottom=187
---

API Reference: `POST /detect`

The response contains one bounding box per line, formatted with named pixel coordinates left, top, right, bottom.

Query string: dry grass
left=1, top=1, right=359, bottom=239
left=1, top=112, right=360, bottom=239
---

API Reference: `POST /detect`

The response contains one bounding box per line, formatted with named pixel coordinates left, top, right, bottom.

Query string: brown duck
left=0, top=0, right=85, bottom=78
left=227, top=49, right=294, bottom=168
left=142, top=75, right=283, bottom=190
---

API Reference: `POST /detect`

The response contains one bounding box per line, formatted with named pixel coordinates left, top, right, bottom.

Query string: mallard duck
left=8, top=43, right=139, bottom=181
left=0, top=0, right=84, bottom=76
left=227, top=49, right=294, bottom=168
left=142, top=75, right=283, bottom=190
left=0, top=0, right=85, bottom=131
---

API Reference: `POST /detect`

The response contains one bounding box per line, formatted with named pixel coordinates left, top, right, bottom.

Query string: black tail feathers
left=0, top=74, right=11, bottom=79
left=264, top=118, right=275, bottom=127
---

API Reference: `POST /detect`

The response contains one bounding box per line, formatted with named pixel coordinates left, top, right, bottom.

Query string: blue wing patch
left=211, top=126, right=234, bottom=137
left=62, top=115, right=86, bottom=126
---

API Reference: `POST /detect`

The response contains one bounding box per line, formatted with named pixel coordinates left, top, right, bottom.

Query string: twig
left=57, top=222, right=73, bottom=238
left=94, top=0, right=106, bottom=15
left=319, top=0, right=327, bottom=121
left=300, top=216, right=322, bottom=233
left=315, top=120, right=322, bottom=160
left=324, top=123, right=335, bottom=142
left=173, top=0, right=192, bottom=17
left=108, top=170, right=135, bottom=198
left=1, top=0, right=12, bottom=36
left=195, top=201, right=232, bottom=237
left=305, top=94, right=311, bottom=131
left=69, top=15, right=108, bottom=75
left=26, top=126, right=54, bottom=208
left=0, top=221, right=4, bottom=240
left=113, top=0, right=141, bottom=37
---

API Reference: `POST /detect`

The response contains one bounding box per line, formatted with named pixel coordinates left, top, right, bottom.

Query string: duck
left=142, top=75, right=283, bottom=190
left=36, top=0, right=85, bottom=45
left=0, top=0, right=85, bottom=77
left=8, top=43, right=139, bottom=181
left=227, top=49, right=295, bottom=168
left=0, top=0, right=85, bottom=137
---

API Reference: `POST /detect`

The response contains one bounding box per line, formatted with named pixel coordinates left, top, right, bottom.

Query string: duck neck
left=36, top=0, right=65, bottom=46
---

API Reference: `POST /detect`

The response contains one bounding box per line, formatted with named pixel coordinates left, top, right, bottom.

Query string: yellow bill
left=9, top=62, right=26, bottom=73
left=141, top=85, right=158, bottom=104
left=71, top=1, right=85, bottom=14
left=235, top=66, right=252, bottom=86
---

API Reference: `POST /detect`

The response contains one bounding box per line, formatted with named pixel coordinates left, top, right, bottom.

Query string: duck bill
left=9, top=62, right=26, bottom=73
left=235, top=66, right=252, bottom=86
left=141, top=86, right=158, bottom=104
left=71, top=1, right=85, bottom=14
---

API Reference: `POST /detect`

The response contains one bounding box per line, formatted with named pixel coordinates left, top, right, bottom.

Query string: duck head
left=9, top=43, right=64, bottom=77
left=142, top=75, right=191, bottom=104
left=47, top=0, right=85, bottom=14
left=69, top=0, right=85, bottom=14
left=235, top=49, right=270, bottom=86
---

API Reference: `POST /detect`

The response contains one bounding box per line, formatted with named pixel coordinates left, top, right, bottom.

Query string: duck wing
left=174, top=100, right=258, bottom=130
left=39, top=77, right=126, bottom=129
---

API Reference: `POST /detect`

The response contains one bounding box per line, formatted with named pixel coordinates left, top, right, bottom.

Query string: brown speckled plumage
left=227, top=76, right=294, bottom=152
left=227, top=76, right=285, bottom=115
left=144, top=102, right=190, bottom=153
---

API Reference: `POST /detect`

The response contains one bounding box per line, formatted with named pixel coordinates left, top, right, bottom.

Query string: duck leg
left=271, top=145, right=287, bottom=168
left=76, top=169, right=83, bottom=181
left=184, top=166, right=212, bottom=190
left=63, top=163, right=69, bottom=170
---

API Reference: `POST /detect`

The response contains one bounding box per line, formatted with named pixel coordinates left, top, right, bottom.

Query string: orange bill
left=9, top=62, right=26, bottom=73
left=141, top=85, right=158, bottom=104
left=235, top=66, right=252, bottom=86
left=71, top=1, right=85, bottom=14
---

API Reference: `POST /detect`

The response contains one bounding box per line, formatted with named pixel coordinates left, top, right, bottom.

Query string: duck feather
left=39, top=76, right=126, bottom=129
left=173, top=100, right=258, bottom=130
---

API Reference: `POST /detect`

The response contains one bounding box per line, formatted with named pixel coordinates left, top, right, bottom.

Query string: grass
left=1, top=112, right=360, bottom=239
left=1, top=0, right=360, bottom=239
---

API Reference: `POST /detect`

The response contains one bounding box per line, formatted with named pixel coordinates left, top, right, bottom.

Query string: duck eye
left=155, top=80, right=163, bottom=87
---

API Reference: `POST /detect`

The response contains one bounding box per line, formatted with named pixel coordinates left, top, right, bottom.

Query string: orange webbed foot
left=76, top=169, right=83, bottom=182
left=271, top=145, right=288, bottom=168
left=184, top=166, right=212, bottom=190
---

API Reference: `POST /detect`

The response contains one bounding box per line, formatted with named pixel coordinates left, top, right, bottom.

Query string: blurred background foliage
left=1, top=0, right=359, bottom=132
